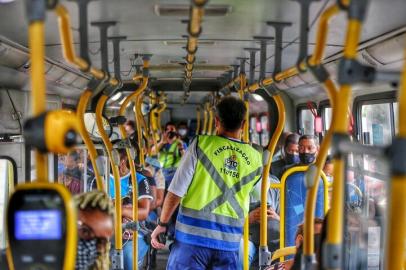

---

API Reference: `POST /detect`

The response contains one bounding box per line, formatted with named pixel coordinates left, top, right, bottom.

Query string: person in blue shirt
left=109, top=149, right=153, bottom=269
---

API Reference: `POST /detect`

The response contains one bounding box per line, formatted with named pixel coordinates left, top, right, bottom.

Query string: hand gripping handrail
left=117, top=60, right=149, bottom=270
left=76, top=89, right=104, bottom=190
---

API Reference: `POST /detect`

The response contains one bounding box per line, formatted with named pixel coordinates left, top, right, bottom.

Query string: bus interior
left=0, top=0, right=405, bottom=269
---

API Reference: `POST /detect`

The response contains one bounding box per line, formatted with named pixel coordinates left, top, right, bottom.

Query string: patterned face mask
left=75, top=239, right=98, bottom=270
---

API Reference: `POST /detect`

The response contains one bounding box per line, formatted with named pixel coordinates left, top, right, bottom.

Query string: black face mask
left=75, top=239, right=98, bottom=270
left=299, top=152, right=316, bottom=164
left=285, top=153, right=300, bottom=165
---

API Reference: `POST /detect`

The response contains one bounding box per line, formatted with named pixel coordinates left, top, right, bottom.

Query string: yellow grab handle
left=260, top=95, right=285, bottom=247
left=95, top=94, right=122, bottom=249
left=77, top=89, right=104, bottom=191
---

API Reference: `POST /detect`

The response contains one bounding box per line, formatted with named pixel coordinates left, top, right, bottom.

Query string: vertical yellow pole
left=77, top=89, right=104, bottom=190
left=326, top=19, right=362, bottom=270
left=196, top=107, right=201, bottom=135
left=202, top=104, right=208, bottom=135
left=385, top=45, right=406, bottom=270
left=29, top=22, right=48, bottom=182
left=96, top=95, right=123, bottom=250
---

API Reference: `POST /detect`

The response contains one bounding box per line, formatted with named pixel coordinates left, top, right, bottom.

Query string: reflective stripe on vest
left=159, top=141, right=181, bottom=169
left=175, top=135, right=262, bottom=251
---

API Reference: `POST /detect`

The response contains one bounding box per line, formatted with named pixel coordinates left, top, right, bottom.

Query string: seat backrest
left=279, top=166, right=328, bottom=249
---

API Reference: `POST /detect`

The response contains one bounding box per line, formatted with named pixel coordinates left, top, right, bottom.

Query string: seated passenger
left=271, top=133, right=300, bottom=179
left=74, top=191, right=114, bottom=270
left=267, top=218, right=324, bottom=270
left=63, top=167, right=82, bottom=195
left=145, top=156, right=165, bottom=216
left=238, top=175, right=281, bottom=269
left=323, top=155, right=334, bottom=184
left=281, top=135, right=320, bottom=177
left=108, top=149, right=153, bottom=269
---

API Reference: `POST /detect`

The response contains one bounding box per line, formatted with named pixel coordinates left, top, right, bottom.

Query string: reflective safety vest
left=159, top=140, right=182, bottom=169
left=175, top=135, right=263, bottom=251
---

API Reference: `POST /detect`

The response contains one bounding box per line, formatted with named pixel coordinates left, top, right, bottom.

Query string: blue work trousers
left=167, top=241, right=239, bottom=270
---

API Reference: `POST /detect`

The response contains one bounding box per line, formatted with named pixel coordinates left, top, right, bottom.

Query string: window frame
left=353, top=91, right=397, bottom=144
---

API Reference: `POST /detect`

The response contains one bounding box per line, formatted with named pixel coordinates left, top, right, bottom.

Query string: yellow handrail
left=272, top=166, right=329, bottom=261
left=207, top=105, right=214, bottom=136
left=95, top=95, right=123, bottom=250
left=54, top=4, right=118, bottom=85
left=326, top=17, right=363, bottom=270
left=76, top=89, right=104, bottom=190
left=202, top=104, right=208, bottom=135
left=118, top=76, right=148, bottom=270
left=271, top=246, right=297, bottom=261
left=385, top=38, right=406, bottom=270
left=303, top=2, right=343, bottom=258
left=196, top=107, right=201, bottom=135
left=260, top=95, right=285, bottom=249
left=29, top=21, right=48, bottom=182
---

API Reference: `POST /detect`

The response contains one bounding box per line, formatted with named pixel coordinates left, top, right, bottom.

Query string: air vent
left=154, top=4, right=232, bottom=16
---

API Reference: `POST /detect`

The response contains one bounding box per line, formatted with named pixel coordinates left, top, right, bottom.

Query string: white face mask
left=178, top=129, right=187, bottom=137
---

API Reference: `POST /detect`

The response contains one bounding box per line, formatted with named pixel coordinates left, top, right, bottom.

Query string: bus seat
left=280, top=166, right=328, bottom=249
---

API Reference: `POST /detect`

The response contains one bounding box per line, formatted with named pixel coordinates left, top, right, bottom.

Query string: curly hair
left=74, top=191, right=114, bottom=270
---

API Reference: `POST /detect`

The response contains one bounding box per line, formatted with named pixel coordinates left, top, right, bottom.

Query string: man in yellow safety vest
left=151, top=96, right=263, bottom=269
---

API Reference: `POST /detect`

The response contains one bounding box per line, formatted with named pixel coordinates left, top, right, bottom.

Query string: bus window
left=345, top=152, right=388, bottom=269
left=260, top=115, right=269, bottom=147
left=0, top=158, right=15, bottom=249
left=393, top=102, right=398, bottom=135
left=323, top=107, right=332, bottom=131
left=57, top=149, right=88, bottom=194
left=361, top=103, right=393, bottom=145
left=299, top=109, right=315, bottom=135
left=250, top=117, right=260, bottom=145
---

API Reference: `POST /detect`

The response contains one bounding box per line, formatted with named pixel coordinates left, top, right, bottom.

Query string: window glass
left=58, top=149, right=90, bottom=194
left=361, top=103, right=392, bottom=145
left=250, top=117, right=260, bottom=145
left=0, top=159, right=14, bottom=249
left=260, top=115, right=269, bottom=147
left=393, top=102, right=398, bottom=135
left=324, top=107, right=332, bottom=131
left=300, top=109, right=315, bottom=135
left=345, top=152, right=388, bottom=269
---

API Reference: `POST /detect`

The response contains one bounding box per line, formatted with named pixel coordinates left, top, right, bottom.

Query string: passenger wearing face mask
left=74, top=191, right=114, bottom=270
left=297, top=134, right=319, bottom=165
left=177, top=121, right=191, bottom=146
left=271, top=133, right=300, bottom=180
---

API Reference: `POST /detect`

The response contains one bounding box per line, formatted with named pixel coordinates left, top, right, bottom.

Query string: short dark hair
left=284, top=133, right=300, bottom=150
left=215, top=96, right=246, bottom=132
left=125, top=120, right=136, bottom=131
left=299, top=134, right=319, bottom=146
left=165, top=121, right=176, bottom=130
left=295, top=217, right=324, bottom=238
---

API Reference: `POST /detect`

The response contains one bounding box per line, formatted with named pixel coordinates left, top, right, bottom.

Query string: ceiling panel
left=0, top=0, right=405, bottom=102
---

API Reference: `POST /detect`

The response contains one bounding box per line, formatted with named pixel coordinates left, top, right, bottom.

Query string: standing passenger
left=151, top=96, right=263, bottom=269
left=153, top=122, right=187, bottom=187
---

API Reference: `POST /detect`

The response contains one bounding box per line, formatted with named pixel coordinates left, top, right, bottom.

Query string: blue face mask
left=299, top=152, right=316, bottom=164
left=285, top=153, right=300, bottom=165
